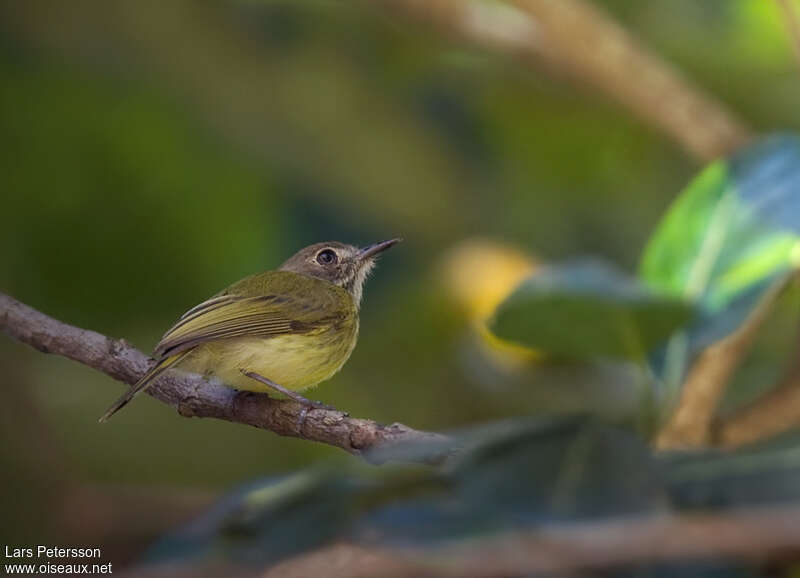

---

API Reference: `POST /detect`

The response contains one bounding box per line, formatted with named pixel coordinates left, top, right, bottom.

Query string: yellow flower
left=440, top=239, right=542, bottom=370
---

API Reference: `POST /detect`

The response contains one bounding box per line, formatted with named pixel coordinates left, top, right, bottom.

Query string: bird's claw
left=296, top=400, right=339, bottom=430
left=308, top=400, right=335, bottom=411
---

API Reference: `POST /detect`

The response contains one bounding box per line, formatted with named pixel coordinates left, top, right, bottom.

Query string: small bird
left=99, top=239, right=401, bottom=422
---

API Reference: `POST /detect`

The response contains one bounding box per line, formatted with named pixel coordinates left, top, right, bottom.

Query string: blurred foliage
left=490, top=259, right=694, bottom=360
left=146, top=416, right=800, bottom=574
left=645, top=136, right=800, bottom=405
left=2, top=0, right=800, bottom=573
left=147, top=417, right=665, bottom=568
left=642, top=135, right=800, bottom=353
left=486, top=135, right=800, bottom=434
left=439, top=239, right=541, bottom=373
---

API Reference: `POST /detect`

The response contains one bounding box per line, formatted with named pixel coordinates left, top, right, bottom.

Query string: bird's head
left=280, top=239, right=401, bottom=305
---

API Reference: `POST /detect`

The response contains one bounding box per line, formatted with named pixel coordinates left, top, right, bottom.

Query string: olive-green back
left=154, top=271, right=356, bottom=358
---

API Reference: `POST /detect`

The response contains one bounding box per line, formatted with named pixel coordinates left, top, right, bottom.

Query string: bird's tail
left=98, top=352, right=189, bottom=423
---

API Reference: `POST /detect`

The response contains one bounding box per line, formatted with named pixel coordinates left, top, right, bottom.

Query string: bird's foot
left=303, top=399, right=336, bottom=411
left=295, top=399, right=339, bottom=430
left=238, top=369, right=342, bottom=428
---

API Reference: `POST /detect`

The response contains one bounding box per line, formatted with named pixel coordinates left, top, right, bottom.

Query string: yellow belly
left=178, top=328, right=358, bottom=392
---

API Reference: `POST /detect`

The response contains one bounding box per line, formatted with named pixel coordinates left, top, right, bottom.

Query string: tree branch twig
left=715, top=317, right=800, bottom=447
left=0, top=292, right=449, bottom=462
left=374, top=0, right=752, bottom=160
left=776, top=0, right=800, bottom=71
left=715, top=373, right=800, bottom=448
left=656, top=276, right=793, bottom=449
left=123, top=503, right=800, bottom=577
left=389, top=503, right=800, bottom=575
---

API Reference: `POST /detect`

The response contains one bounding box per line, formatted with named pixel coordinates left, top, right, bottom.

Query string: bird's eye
left=316, top=249, right=338, bottom=266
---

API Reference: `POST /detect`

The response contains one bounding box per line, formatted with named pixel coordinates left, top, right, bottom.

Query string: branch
left=122, top=503, right=800, bottom=577
left=716, top=348, right=800, bottom=447
left=0, top=292, right=449, bottom=462
left=383, top=504, right=800, bottom=575
left=656, top=276, right=792, bottom=449
left=776, top=0, right=800, bottom=71
left=373, top=0, right=752, bottom=160
left=716, top=379, right=800, bottom=448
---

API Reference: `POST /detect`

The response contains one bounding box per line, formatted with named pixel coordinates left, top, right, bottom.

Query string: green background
left=1, top=0, right=799, bottom=565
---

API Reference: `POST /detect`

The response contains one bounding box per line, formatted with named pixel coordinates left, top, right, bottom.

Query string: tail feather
left=98, top=353, right=188, bottom=423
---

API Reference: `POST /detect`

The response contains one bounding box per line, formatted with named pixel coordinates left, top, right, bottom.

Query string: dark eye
left=316, top=249, right=338, bottom=265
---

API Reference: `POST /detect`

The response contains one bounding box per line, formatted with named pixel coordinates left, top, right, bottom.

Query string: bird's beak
left=358, top=238, right=402, bottom=261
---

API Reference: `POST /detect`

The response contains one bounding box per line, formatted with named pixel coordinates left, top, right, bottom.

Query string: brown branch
left=776, top=0, right=800, bottom=71
left=399, top=504, right=800, bottom=575
left=398, top=503, right=800, bottom=575
left=714, top=275, right=800, bottom=448
left=716, top=362, right=800, bottom=448
left=0, top=292, right=449, bottom=462
left=656, top=276, right=792, bottom=449
left=374, top=0, right=752, bottom=160
left=124, top=503, right=800, bottom=577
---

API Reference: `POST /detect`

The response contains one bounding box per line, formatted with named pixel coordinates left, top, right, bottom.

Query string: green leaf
left=640, top=135, right=800, bottom=398
left=488, top=260, right=694, bottom=359
left=445, top=417, right=665, bottom=520
left=640, top=134, right=800, bottom=344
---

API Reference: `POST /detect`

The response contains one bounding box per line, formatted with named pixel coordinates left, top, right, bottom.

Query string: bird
left=99, top=239, right=401, bottom=422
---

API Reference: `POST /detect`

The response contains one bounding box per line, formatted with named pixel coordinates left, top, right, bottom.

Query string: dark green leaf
left=447, top=417, right=665, bottom=519
left=488, top=260, right=694, bottom=359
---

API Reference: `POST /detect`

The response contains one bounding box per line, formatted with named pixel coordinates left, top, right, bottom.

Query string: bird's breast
left=181, top=320, right=359, bottom=392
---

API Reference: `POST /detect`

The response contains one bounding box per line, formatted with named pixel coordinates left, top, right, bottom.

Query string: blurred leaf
left=219, top=472, right=349, bottom=553
left=146, top=420, right=800, bottom=577
left=444, top=417, right=665, bottom=520
left=356, top=418, right=666, bottom=550
left=640, top=135, right=800, bottom=398
left=640, top=134, right=800, bottom=349
left=145, top=470, right=364, bottom=565
left=488, top=260, right=694, bottom=359
left=146, top=417, right=800, bottom=573
left=663, top=431, right=800, bottom=510
left=367, top=417, right=665, bottom=541
left=148, top=417, right=664, bottom=566
left=148, top=463, right=445, bottom=566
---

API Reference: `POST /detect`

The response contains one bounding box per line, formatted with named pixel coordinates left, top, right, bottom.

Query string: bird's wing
left=153, top=293, right=323, bottom=357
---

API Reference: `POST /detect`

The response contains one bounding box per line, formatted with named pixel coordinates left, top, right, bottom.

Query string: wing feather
left=153, top=294, right=308, bottom=357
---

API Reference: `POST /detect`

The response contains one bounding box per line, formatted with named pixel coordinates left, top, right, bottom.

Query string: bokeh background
left=2, top=0, right=800, bottom=568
